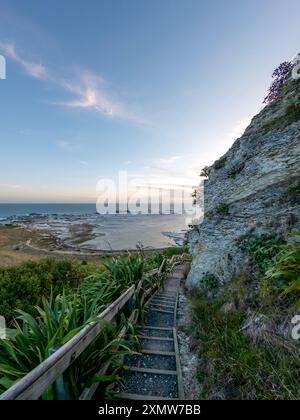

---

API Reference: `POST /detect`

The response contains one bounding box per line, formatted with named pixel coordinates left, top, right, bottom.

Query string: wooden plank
left=173, top=291, right=179, bottom=327
left=139, top=326, right=173, bottom=331
left=140, top=350, right=175, bottom=356
left=173, top=328, right=185, bottom=400
left=146, top=308, right=174, bottom=315
left=149, top=303, right=175, bottom=310
left=139, top=335, right=173, bottom=342
left=0, top=285, right=135, bottom=400
left=124, top=366, right=177, bottom=376
left=117, top=392, right=176, bottom=400
left=153, top=296, right=176, bottom=301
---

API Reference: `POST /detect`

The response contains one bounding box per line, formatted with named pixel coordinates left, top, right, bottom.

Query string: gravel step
left=141, top=338, right=175, bottom=352
left=139, top=327, right=173, bottom=338
left=124, top=353, right=176, bottom=370
left=122, top=371, right=178, bottom=398
left=144, top=310, right=174, bottom=327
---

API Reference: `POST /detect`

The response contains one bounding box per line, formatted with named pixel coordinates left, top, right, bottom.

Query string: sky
left=0, top=0, right=299, bottom=203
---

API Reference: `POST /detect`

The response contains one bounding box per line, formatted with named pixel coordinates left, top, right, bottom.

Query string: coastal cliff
left=187, top=77, right=300, bottom=288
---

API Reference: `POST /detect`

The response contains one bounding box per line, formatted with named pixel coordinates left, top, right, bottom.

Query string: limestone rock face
left=186, top=79, right=300, bottom=288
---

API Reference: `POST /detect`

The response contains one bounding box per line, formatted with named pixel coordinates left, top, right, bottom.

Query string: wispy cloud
left=0, top=41, right=47, bottom=79
left=1, top=183, right=21, bottom=189
left=0, top=40, right=143, bottom=123
left=59, top=72, right=142, bottom=122
left=58, top=140, right=80, bottom=153
left=146, top=156, right=182, bottom=172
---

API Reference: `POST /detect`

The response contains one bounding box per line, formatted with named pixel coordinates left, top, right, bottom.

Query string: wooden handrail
left=0, top=257, right=169, bottom=400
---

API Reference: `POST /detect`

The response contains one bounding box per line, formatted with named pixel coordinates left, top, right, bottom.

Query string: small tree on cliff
left=263, top=61, right=293, bottom=104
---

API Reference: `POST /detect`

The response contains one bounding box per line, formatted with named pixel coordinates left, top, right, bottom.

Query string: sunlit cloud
left=0, top=41, right=47, bottom=79
left=1, top=184, right=22, bottom=189
left=59, top=72, right=143, bottom=123
left=0, top=40, right=143, bottom=123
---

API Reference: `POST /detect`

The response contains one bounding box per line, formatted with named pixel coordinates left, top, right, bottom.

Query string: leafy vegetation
left=201, top=272, right=220, bottom=290
left=200, top=166, right=210, bottom=177
left=264, top=235, right=300, bottom=307
left=0, top=258, right=98, bottom=324
left=263, top=61, right=293, bottom=104
left=280, top=179, right=300, bottom=205
left=260, top=99, right=300, bottom=133
left=227, top=162, right=245, bottom=179
left=191, top=285, right=300, bottom=400
left=215, top=203, right=230, bottom=216
left=239, top=234, right=284, bottom=273
left=0, top=252, right=166, bottom=398
left=213, top=155, right=227, bottom=170
left=190, top=232, right=300, bottom=399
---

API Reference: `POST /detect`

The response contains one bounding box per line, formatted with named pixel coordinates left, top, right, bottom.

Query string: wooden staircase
left=117, top=265, right=186, bottom=400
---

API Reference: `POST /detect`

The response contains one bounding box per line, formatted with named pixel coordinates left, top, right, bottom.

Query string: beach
left=0, top=206, right=189, bottom=264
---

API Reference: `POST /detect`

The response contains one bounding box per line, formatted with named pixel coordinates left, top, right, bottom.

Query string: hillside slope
left=187, top=78, right=300, bottom=288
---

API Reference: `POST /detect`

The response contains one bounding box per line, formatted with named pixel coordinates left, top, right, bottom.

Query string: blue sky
left=0, top=0, right=299, bottom=202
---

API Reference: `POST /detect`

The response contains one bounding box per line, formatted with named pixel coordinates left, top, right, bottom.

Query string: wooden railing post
left=48, top=346, right=71, bottom=400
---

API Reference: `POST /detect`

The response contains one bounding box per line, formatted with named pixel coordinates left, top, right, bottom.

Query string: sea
left=0, top=203, right=192, bottom=250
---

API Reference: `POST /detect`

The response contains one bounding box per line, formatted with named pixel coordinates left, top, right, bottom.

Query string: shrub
left=0, top=258, right=97, bottom=323
left=215, top=203, right=229, bottom=216
left=260, top=100, right=300, bottom=133
left=0, top=253, right=155, bottom=397
left=239, top=234, right=284, bottom=273
left=213, top=155, right=227, bottom=170
left=200, top=166, right=210, bottom=177
left=263, top=61, right=293, bottom=104
left=201, top=272, right=220, bottom=289
left=280, top=180, right=300, bottom=205
left=264, top=234, right=300, bottom=306
left=227, top=162, right=245, bottom=179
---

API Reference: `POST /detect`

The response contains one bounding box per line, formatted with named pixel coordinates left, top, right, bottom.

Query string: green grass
left=0, top=224, right=18, bottom=230
left=190, top=276, right=300, bottom=400
left=190, top=232, right=300, bottom=399
left=260, top=100, right=300, bottom=134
